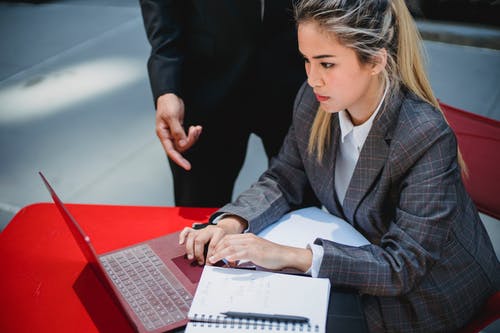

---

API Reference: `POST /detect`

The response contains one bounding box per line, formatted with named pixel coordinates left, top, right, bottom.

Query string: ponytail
left=392, top=0, right=436, bottom=107
left=392, top=0, right=467, bottom=174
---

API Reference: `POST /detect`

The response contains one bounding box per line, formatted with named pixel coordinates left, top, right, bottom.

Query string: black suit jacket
left=139, top=0, right=304, bottom=129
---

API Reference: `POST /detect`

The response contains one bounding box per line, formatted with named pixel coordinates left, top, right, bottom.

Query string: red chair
left=439, top=101, right=500, bottom=333
left=440, top=102, right=500, bottom=219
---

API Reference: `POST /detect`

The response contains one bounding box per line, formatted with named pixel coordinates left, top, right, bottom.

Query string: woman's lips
left=315, top=94, right=329, bottom=102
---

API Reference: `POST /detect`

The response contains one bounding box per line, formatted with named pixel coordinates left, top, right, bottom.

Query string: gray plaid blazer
left=214, top=82, right=499, bottom=332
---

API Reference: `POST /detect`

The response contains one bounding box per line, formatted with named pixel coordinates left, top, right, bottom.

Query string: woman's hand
left=179, top=225, right=226, bottom=265
left=178, top=215, right=248, bottom=265
left=208, top=233, right=313, bottom=272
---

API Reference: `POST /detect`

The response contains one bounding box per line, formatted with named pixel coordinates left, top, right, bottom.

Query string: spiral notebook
left=185, top=266, right=330, bottom=333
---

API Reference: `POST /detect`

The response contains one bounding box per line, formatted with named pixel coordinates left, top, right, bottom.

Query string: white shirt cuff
left=305, top=243, right=324, bottom=277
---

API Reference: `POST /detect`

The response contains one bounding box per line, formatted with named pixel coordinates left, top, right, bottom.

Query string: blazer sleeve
left=315, top=110, right=462, bottom=296
left=139, top=0, right=184, bottom=105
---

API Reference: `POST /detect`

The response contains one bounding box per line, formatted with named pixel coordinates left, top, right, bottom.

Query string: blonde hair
left=295, top=0, right=466, bottom=173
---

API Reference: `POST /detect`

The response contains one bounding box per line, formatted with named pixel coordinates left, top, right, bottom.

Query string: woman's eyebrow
left=299, top=51, right=336, bottom=60
left=312, top=54, right=335, bottom=59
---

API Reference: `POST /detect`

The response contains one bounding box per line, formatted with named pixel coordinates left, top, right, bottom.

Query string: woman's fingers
left=178, top=225, right=228, bottom=264
left=178, top=226, right=288, bottom=269
left=204, top=228, right=226, bottom=265
left=209, top=233, right=257, bottom=264
left=178, top=227, right=191, bottom=245
left=193, top=234, right=207, bottom=265
left=184, top=229, right=196, bottom=260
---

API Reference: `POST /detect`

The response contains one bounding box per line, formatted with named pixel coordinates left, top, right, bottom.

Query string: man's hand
left=156, top=93, right=202, bottom=170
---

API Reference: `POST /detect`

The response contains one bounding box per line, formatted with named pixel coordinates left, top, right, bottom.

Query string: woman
left=179, top=0, right=499, bottom=331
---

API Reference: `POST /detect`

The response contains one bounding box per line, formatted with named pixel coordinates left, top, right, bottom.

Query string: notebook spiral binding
left=190, top=314, right=319, bottom=332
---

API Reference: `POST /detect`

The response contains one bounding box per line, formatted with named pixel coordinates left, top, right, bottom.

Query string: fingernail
left=187, top=254, right=193, bottom=260
left=208, top=256, right=215, bottom=263
left=178, top=139, right=186, bottom=146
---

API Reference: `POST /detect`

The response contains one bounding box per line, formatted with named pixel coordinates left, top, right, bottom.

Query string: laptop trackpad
left=172, top=255, right=204, bottom=283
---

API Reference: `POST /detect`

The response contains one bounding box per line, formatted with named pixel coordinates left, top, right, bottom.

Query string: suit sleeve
left=315, top=114, right=461, bottom=296
left=139, top=0, right=184, bottom=106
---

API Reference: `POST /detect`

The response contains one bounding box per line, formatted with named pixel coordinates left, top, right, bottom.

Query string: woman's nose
left=307, top=65, right=323, bottom=88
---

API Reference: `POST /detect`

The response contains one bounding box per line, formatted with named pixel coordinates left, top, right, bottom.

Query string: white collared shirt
left=334, top=89, right=386, bottom=205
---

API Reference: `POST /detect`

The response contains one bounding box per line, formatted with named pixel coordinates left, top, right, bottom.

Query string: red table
left=0, top=203, right=217, bottom=333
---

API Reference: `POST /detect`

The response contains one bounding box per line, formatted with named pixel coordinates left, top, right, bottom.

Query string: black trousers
left=169, top=84, right=295, bottom=208
left=169, top=126, right=257, bottom=207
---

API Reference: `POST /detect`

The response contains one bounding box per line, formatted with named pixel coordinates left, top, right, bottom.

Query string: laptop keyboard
left=100, top=244, right=193, bottom=331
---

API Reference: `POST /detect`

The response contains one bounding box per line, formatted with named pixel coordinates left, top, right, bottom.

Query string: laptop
left=39, top=172, right=205, bottom=333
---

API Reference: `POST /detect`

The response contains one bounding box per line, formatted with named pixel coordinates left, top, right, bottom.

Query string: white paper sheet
left=258, top=207, right=370, bottom=248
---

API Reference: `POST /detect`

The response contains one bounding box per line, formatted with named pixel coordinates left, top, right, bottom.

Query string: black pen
left=221, top=311, right=309, bottom=323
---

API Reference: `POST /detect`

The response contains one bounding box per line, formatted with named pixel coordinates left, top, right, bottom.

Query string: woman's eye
left=321, top=62, right=334, bottom=69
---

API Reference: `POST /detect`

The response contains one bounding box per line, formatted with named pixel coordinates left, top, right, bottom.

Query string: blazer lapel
left=342, top=90, right=404, bottom=223
left=322, top=114, right=346, bottom=219
left=327, top=113, right=344, bottom=217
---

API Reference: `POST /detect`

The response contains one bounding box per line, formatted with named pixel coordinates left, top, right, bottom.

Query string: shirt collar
left=338, top=84, right=389, bottom=145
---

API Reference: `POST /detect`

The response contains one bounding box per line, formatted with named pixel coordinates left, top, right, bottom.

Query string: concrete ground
left=0, top=1, right=499, bottom=330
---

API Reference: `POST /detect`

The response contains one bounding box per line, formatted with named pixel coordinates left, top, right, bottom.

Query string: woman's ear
left=371, top=48, right=387, bottom=75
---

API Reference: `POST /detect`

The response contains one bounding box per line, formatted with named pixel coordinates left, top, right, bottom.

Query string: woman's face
left=298, top=21, right=382, bottom=124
